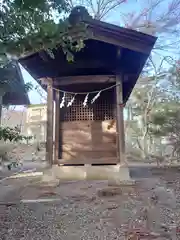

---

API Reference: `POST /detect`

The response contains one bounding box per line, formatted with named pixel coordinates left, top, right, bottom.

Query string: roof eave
left=84, top=18, right=157, bottom=54
left=19, top=19, right=157, bottom=61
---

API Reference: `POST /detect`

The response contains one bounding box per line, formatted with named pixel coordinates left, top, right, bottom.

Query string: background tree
left=120, top=0, right=180, bottom=162
left=148, top=63, right=180, bottom=161
left=68, top=0, right=127, bottom=20
left=126, top=62, right=180, bottom=162
left=0, top=0, right=90, bottom=65
left=125, top=72, right=167, bottom=158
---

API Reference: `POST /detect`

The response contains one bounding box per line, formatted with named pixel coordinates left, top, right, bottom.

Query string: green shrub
left=0, top=126, right=33, bottom=142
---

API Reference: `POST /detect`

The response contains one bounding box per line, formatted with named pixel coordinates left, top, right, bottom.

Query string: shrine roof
left=19, top=10, right=157, bottom=103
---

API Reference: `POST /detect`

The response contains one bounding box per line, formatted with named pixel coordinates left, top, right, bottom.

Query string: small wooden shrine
left=2, top=61, right=29, bottom=105
left=19, top=7, right=157, bottom=167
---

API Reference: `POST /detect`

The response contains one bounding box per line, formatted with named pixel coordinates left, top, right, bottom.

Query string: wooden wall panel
left=60, top=120, right=117, bottom=164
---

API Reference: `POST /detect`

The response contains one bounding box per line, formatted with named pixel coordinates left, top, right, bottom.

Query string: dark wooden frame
left=44, top=74, right=125, bottom=165
left=45, top=78, right=54, bottom=165
left=54, top=90, right=60, bottom=164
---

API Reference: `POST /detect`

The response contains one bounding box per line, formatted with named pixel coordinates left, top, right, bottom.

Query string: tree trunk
left=141, top=136, right=148, bottom=158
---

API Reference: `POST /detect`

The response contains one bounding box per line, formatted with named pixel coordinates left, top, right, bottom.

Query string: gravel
left=0, top=173, right=179, bottom=240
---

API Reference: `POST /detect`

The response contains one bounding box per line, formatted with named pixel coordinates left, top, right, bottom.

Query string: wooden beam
left=66, top=27, right=151, bottom=54
left=46, top=78, right=54, bottom=165
left=54, top=90, right=60, bottom=164
left=57, top=157, right=118, bottom=165
left=50, top=75, right=116, bottom=86
left=116, top=74, right=125, bottom=164
left=88, top=28, right=153, bottom=54
left=39, top=77, right=52, bottom=86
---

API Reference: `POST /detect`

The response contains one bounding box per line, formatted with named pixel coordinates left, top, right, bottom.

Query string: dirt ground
left=0, top=168, right=179, bottom=240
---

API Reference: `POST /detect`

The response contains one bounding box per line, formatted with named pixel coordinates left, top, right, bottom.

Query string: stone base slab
left=41, top=164, right=134, bottom=186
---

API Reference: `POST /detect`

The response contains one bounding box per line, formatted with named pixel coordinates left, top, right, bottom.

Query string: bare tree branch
left=67, top=0, right=127, bottom=19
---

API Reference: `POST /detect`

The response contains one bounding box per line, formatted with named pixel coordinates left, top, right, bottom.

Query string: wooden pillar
left=46, top=78, right=54, bottom=165
left=116, top=74, right=125, bottom=164
left=54, top=90, right=60, bottom=164
left=0, top=89, right=5, bottom=125
left=0, top=95, right=2, bottom=125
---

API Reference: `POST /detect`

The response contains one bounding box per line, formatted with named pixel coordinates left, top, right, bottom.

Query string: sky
left=20, top=0, right=177, bottom=105
left=20, top=65, right=45, bottom=104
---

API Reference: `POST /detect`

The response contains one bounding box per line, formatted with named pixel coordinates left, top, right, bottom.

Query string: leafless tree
left=68, top=0, right=180, bottom=57
left=68, top=0, right=127, bottom=20
left=122, top=0, right=180, bottom=160
left=125, top=0, right=180, bottom=57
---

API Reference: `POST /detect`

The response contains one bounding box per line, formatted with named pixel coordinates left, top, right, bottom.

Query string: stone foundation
left=41, top=164, right=133, bottom=186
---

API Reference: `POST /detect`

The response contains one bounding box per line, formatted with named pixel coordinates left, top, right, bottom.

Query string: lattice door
left=60, top=89, right=115, bottom=121
left=59, top=89, right=117, bottom=164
